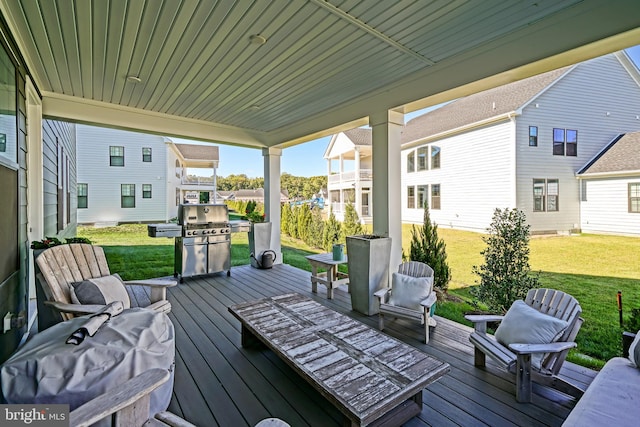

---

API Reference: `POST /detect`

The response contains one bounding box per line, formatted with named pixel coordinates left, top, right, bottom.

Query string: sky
left=182, top=45, right=640, bottom=178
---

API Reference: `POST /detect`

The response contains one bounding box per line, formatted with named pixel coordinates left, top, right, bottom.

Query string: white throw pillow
left=495, top=300, right=569, bottom=370
left=628, top=331, right=640, bottom=367
left=70, top=274, right=131, bottom=309
left=388, top=272, right=432, bottom=311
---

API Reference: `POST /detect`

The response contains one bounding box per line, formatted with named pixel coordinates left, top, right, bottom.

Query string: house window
left=121, top=184, right=135, bottom=208
left=630, top=183, right=640, bottom=213
left=529, top=126, right=538, bottom=146
left=553, top=129, right=564, bottom=155
left=431, top=146, right=441, bottom=169
left=553, top=128, right=577, bottom=156
left=407, top=186, right=415, bottom=208
left=566, top=129, right=577, bottom=156
left=417, top=185, right=428, bottom=209
left=110, top=146, right=124, bottom=166
left=431, top=184, right=441, bottom=210
left=407, top=151, right=415, bottom=173
left=0, top=133, right=5, bottom=152
left=417, top=147, right=428, bottom=171
left=142, top=147, right=152, bottom=162
left=533, top=179, right=559, bottom=212
left=77, top=183, right=88, bottom=208
left=175, top=159, right=181, bottom=178
left=142, top=184, right=152, bottom=199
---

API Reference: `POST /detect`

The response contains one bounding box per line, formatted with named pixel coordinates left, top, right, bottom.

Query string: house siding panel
left=77, top=125, right=168, bottom=223
left=516, top=54, right=640, bottom=233
left=580, top=178, right=640, bottom=235
left=402, top=121, right=514, bottom=232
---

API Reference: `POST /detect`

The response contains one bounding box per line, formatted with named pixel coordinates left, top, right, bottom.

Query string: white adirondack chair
left=465, top=288, right=584, bottom=402
left=36, top=244, right=175, bottom=325
left=374, top=261, right=437, bottom=343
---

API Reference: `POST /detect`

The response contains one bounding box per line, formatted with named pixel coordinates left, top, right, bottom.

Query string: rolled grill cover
left=179, top=204, right=229, bottom=225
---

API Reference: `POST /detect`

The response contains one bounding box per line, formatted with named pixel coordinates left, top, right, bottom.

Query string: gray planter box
left=248, top=222, right=272, bottom=268
left=346, top=235, right=392, bottom=315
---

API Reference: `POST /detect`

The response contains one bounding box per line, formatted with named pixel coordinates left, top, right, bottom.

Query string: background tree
left=408, top=202, right=451, bottom=294
left=342, top=203, right=364, bottom=239
left=323, top=209, right=342, bottom=252
left=471, top=208, right=540, bottom=314
left=308, top=206, right=325, bottom=249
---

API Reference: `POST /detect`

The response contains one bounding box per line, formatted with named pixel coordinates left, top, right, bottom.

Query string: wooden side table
left=305, top=253, right=349, bottom=299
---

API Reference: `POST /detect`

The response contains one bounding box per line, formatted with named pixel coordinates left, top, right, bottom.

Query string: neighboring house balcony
left=327, top=169, right=373, bottom=186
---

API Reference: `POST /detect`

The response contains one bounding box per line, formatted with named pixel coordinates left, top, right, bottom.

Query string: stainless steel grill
left=175, top=204, right=232, bottom=281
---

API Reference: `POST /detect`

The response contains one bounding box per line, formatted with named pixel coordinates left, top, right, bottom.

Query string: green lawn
left=78, top=224, right=640, bottom=367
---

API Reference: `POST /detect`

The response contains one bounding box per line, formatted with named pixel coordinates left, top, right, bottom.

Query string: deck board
left=167, top=264, right=594, bottom=426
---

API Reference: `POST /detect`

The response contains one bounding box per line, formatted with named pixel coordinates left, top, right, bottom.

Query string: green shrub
left=471, top=208, right=540, bottom=314
left=323, top=209, right=342, bottom=252
left=407, top=202, right=451, bottom=294
left=342, top=203, right=364, bottom=239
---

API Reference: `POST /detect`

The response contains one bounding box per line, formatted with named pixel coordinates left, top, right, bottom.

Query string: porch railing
left=328, top=169, right=372, bottom=184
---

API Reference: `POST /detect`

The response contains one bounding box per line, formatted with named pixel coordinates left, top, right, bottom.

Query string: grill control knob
left=211, top=229, right=217, bottom=234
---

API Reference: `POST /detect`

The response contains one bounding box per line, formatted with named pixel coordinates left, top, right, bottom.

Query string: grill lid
left=178, top=204, right=229, bottom=225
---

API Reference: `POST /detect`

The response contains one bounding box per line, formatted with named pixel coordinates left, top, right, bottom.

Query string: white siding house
left=577, top=132, right=640, bottom=236
left=325, top=129, right=373, bottom=223
left=77, top=125, right=219, bottom=224
left=400, top=52, right=640, bottom=234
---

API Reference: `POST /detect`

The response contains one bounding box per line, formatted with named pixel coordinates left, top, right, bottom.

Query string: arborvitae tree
left=287, top=205, right=299, bottom=239
left=297, top=205, right=312, bottom=244
left=281, top=203, right=292, bottom=236
left=323, top=209, right=342, bottom=252
left=308, top=206, right=325, bottom=249
left=409, top=202, right=451, bottom=294
left=342, top=203, right=364, bottom=240
left=471, top=208, right=540, bottom=314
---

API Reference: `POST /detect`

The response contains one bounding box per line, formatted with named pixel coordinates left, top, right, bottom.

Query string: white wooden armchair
left=36, top=244, right=175, bottom=324
left=70, top=369, right=194, bottom=427
left=374, top=261, right=437, bottom=343
left=465, top=288, right=584, bottom=402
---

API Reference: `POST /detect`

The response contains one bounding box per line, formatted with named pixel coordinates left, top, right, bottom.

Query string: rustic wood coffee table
left=229, top=293, right=449, bottom=427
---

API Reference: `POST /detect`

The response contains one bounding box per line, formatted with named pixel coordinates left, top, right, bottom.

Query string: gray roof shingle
left=344, top=128, right=372, bottom=146
left=402, top=67, right=570, bottom=144
left=578, top=132, right=640, bottom=175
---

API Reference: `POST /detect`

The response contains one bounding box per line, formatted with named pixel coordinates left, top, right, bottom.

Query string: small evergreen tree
left=342, top=203, right=364, bottom=240
left=409, top=202, right=451, bottom=293
left=281, top=203, right=292, bottom=236
left=297, top=205, right=312, bottom=244
left=308, top=206, right=325, bottom=249
left=288, top=205, right=299, bottom=238
left=323, top=209, right=342, bottom=252
left=471, top=208, right=540, bottom=314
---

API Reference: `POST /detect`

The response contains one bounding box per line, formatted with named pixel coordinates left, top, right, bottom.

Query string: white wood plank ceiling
left=2, top=0, right=640, bottom=147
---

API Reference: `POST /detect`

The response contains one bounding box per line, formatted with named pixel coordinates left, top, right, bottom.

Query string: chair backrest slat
left=524, top=288, right=582, bottom=374
left=36, top=244, right=114, bottom=320
left=398, top=261, right=434, bottom=278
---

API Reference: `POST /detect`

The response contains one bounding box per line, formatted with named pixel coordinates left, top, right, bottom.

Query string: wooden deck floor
left=165, top=264, right=596, bottom=427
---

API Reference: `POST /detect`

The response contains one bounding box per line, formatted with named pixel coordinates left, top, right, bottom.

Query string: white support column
left=263, top=147, right=282, bottom=264
left=370, top=110, right=404, bottom=272
left=354, top=146, right=362, bottom=219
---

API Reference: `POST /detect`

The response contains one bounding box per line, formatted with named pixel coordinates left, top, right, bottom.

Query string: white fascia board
left=577, top=170, right=640, bottom=179
left=42, top=92, right=266, bottom=148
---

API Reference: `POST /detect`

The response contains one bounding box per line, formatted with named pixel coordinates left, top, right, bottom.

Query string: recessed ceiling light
left=248, top=104, right=261, bottom=111
left=249, top=34, right=267, bottom=45
left=127, top=75, right=142, bottom=83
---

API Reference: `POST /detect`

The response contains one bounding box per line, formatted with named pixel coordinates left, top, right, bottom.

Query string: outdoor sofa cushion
left=388, top=272, right=432, bottom=311
left=70, top=273, right=131, bottom=309
left=629, top=330, right=640, bottom=367
left=495, top=300, right=568, bottom=369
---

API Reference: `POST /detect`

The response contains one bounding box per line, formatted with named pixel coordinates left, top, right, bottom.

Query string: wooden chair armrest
left=70, top=368, right=170, bottom=427
left=373, top=288, right=390, bottom=298
left=509, top=341, right=577, bottom=355
left=420, top=292, right=437, bottom=308
left=44, top=300, right=106, bottom=315
left=123, top=278, right=177, bottom=288
left=464, top=314, right=504, bottom=333
left=373, top=288, right=391, bottom=304
left=155, top=411, right=197, bottom=427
